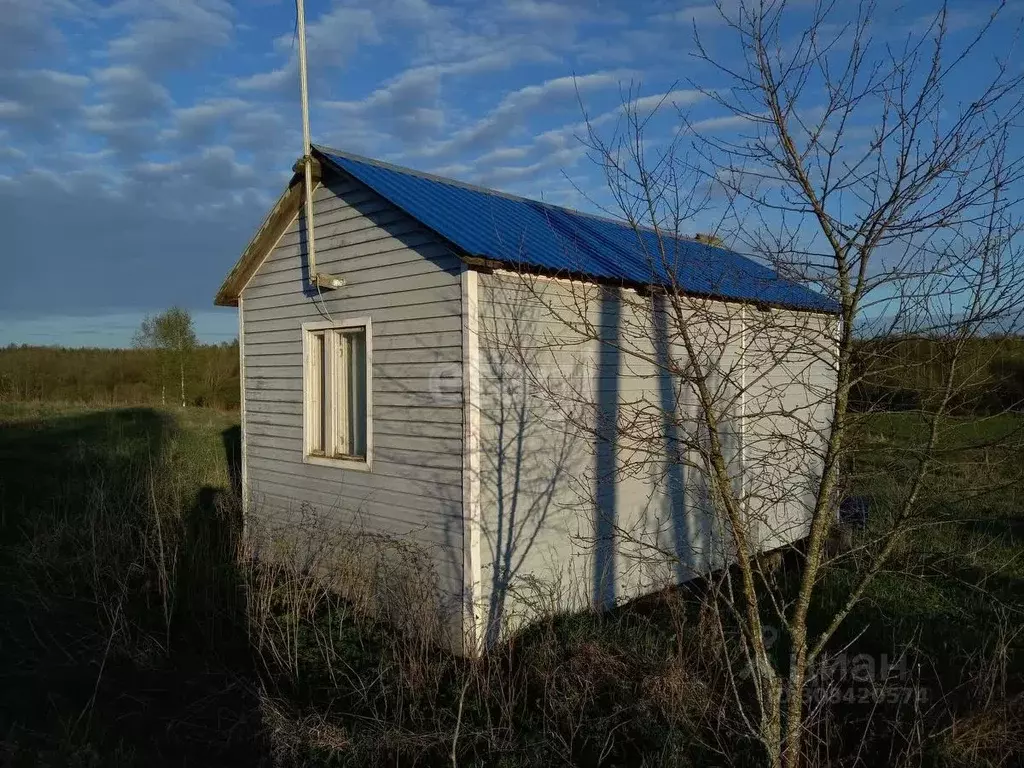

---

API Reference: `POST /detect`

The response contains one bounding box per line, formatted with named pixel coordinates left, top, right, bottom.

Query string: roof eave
left=213, top=161, right=319, bottom=308
left=462, top=258, right=841, bottom=315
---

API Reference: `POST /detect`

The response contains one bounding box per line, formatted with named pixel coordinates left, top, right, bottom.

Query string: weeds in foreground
left=0, top=405, right=1020, bottom=766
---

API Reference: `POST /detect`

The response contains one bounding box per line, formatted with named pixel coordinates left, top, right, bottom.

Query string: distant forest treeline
left=852, top=336, right=1024, bottom=414
left=1, top=337, right=1022, bottom=414
left=0, top=343, right=240, bottom=410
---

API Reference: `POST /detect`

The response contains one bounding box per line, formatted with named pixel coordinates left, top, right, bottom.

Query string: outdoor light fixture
left=313, top=273, right=346, bottom=290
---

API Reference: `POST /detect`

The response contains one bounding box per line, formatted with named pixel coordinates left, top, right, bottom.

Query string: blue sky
left=1, top=0, right=1018, bottom=346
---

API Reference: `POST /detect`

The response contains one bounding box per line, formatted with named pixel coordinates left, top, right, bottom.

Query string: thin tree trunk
left=180, top=358, right=185, bottom=408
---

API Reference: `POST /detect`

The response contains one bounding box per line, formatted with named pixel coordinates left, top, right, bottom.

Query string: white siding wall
left=474, top=271, right=835, bottom=644
left=240, top=172, right=466, bottom=638
left=744, top=308, right=838, bottom=550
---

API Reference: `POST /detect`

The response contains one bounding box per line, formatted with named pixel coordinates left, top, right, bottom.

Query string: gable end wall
left=239, top=170, right=467, bottom=643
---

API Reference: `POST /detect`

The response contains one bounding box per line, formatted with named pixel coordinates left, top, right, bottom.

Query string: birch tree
left=134, top=307, right=198, bottom=408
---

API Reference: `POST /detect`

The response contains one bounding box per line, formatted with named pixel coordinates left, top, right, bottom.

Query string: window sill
left=303, top=453, right=372, bottom=472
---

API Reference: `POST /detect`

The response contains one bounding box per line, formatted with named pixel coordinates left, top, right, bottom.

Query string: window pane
left=348, top=331, right=367, bottom=457
left=333, top=330, right=349, bottom=457
left=309, top=331, right=325, bottom=454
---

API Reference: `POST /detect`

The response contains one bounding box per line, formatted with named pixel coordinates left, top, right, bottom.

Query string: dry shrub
left=941, top=696, right=1024, bottom=768
left=239, top=500, right=462, bottom=762
left=235, top=506, right=744, bottom=765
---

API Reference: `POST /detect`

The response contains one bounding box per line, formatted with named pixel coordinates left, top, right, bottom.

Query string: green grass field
left=816, top=412, right=1024, bottom=758
left=0, top=402, right=1020, bottom=766
left=0, top=403, right=252, bottom=766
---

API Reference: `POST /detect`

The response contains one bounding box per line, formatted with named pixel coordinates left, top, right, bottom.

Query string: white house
left=215, top=147, right=839, bottom=653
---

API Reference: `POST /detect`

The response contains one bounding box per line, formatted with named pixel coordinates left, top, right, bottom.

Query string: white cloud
left=105, top=0, right=235, bottom=73
left=233, top=67, right=292, bottom=93
left=689, top=113, right=756, bottom=132
left=159, top=97, right=251, bottom=145
left=627, top=88, right=705, bottom=114
left=476, top=146, right=532, bottom=165
left=281, top=6, right=379, bottom=68
left=652, top=1, right=738, bottom=28
left=236, top=5, right=380, bottom=93
left=0, top=100, right=28, bottom=119
left=83, top=65, right=173, bottom=155
left=437, top=86, right=708, bottom=195
left=475, top=145, right=585, bottom=186
left=0, top=68, right=90, bottom=135
left=502, top=0, right=589, bottom=23
left=0, top=0, right=94, bottom=67
left=93, top=65, right=172, bottom=117
left=414, top=71, right=629, bottom=159
left=0, top=142, right=28, bottom=163
left=320, top=52, right=541, bottom=150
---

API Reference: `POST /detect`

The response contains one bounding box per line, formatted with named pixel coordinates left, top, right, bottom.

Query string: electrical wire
left=314, top=283, right=334, bottom=323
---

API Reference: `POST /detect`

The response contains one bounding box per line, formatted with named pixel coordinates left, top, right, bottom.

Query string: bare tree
left=484, top=2, right=1024, bottom=765
left=134, top=307, right=198, bottom=408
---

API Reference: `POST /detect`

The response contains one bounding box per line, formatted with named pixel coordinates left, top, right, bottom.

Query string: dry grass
left=0, top=403, right=1020, bottom=767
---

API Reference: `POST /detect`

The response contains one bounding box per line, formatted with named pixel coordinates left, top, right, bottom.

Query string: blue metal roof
left=316, top=147, right=840, bottom=314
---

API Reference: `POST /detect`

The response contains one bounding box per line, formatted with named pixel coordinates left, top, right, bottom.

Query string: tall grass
left=0, top=403, right=1020, bottom=766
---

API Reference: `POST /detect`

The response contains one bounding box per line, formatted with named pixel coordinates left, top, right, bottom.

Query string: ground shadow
left=222, top=424, right=243, bottom=499
left=0, top=406, right=262, bottom=766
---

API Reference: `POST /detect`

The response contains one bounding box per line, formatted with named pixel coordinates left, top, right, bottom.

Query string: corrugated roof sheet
left=316, top=147, right=839, bottom=313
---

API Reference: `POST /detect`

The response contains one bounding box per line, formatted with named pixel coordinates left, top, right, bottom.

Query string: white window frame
left=301, top=318, right=373, bottom=471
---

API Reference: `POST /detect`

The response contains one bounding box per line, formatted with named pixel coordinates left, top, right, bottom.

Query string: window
left=302, top=320, right=371, bottom=468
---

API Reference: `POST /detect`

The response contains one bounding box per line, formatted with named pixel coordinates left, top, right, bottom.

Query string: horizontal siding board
left=246, top=429, right=462, bottom=457
left=309, top=185, right=385, bottom=216
left=246, top=345, right=462, bottom=366
left=252, top=258, right=455, bottom=295
left=243, top=274, right=456, bottom=309
left=246, top=398, right=302, bottom=415
left=251, top=476, right=461, bottom=522
left=240, top=172, right=466, bottom=625
left=241, top=297, right=459, bottom=324
left=246, top=395, right=462, bottom=420
left=248, top=412, right=463, bottom=440
left=257, top=231, right=438, bottom=278
left=276, top=205, right=412, bottom=249
left=245, top=374, right=458, bottom=396
left=273, top=216, right=428, bottom=262
left=247, top=457, right=462, bottom=501
left=312, top=178, right=361, bottom=201
left=249, top=441, right=462, bottom=473
left=264, top=222, right=454, bottom=265
left=247, top=446, right=462, bottom=487
left=244, top=265, right=457, bottom=301
left=253, top=233, right=453, bottom=284
left=244, top=315, right=462, bottom=337
left=247, top=361, right=457, bottom=381
left=252, top=493, right=464, bottom=552
left=245, top=329, right=463, bottom=350
left=276, top=198, right=395, bottom=244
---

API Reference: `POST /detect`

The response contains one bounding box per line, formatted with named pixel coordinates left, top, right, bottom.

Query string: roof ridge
left=312, top=144, right=714, bottom=247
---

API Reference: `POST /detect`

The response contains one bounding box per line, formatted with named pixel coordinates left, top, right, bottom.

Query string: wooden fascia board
left=214, top=161, right=320, bottom=307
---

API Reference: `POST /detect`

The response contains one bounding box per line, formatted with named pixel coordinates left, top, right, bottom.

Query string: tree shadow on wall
left=0, top=406, right=262, bottom=766
left=477, top=282, right=721, bottom=647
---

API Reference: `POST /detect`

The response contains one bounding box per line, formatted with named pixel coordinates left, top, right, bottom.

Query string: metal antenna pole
left=296, top=0, right=318, bottom=283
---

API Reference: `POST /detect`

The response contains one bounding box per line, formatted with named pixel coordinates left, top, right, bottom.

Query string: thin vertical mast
left=296, top=0, right=318, bottom=282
